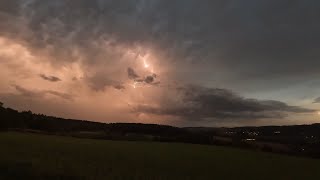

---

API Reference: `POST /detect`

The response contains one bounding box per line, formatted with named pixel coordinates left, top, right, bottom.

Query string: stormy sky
left=0, top=0, right=320, bottom=127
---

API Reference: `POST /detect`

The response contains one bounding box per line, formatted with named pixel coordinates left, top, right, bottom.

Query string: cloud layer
left=12, top=85, right=73, bottom=101
left=0, top=0, right=319, bottom=126
left=134, top=85, right=315, bottom=121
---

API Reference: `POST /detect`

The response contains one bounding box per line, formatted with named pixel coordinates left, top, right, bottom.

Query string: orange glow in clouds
left=140, top=54, right=150, bottom=69
left=144, top=59, right=149, bottom=68
left=131, top=52, right=157, bottom=88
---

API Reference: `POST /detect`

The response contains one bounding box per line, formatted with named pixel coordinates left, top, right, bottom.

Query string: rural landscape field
left=1, top=132, right=320, bottom=180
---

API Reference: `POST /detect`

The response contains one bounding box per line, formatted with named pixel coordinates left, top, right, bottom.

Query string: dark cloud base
left=313, top=97, right=320, bottom=103
left=12, top=85, right=73, bottom=101
left=39, top=74, right=61, bottom=82
left=134, top=85, right=315, bottom=121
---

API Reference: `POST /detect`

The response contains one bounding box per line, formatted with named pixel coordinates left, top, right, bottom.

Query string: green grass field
left=0, top=132, right=319, bottom=180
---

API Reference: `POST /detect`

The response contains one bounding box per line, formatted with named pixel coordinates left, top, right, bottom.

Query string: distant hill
left=1, top=101, right=320, bottom=158
left=0, top=102, right=212, bottom=144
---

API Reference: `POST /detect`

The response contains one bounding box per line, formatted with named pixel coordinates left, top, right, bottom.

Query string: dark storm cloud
left=127, top=67, right=160, bottom=86
left=13, top=85, right=43, bottom=98
left=0, top=0, right=319, bottom=125
left=46, top=91, right=74, bottom=101
left=12, top=85, right=73, bottom=101
left=144, top=75, right=154, bottom=84
left=127, top=67, right=139, bottom=80
left=113, top=84, right=125, bottom=90
left=134, top=85, right=315, bottom=121
left=87, top=73, right=125, bottom=91
left=1, top=0, right=320, bottom=91
left=39, top=74, right=61, bottom=82
left=313, top=97, right=320, bottom=103
left=143, top=74, right=160, bottom=86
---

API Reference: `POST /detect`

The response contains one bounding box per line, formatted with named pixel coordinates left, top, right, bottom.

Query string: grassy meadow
left=0, top=132, right=320, bottom=180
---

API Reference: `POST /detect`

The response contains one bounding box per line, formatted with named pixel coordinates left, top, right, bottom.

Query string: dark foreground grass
left=0, top=132, right=319, bottom=180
